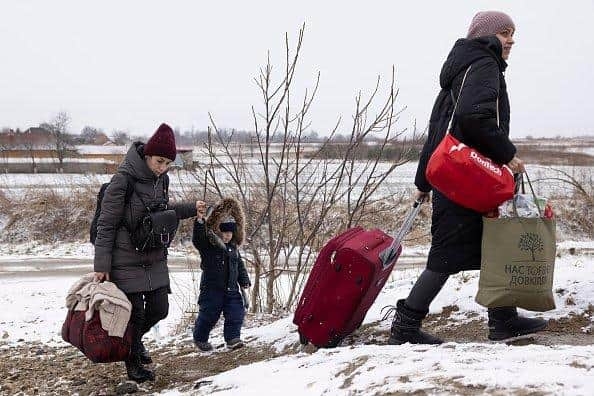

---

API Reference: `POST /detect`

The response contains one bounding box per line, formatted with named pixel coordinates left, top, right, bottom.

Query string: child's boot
left=226, top=338, right=244, bottom=350
left=195, top=341, right=214, bottom=352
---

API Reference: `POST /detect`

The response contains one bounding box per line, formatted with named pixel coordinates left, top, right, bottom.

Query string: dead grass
left=0, top=186, right=96, bottom=243
left=516, top=144, right=594, bottom=167
left=0, top=340, right=283, bottom=395
left=553, top=197, right=594, bottom=239
left=0, top=184, right=200, bottom=245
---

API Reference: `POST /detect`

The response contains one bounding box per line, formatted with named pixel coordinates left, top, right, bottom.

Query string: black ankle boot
left=387, top=299, right=443, bottom=345
left=138, top=342, right=152, bottom=364
left=125, top=354, right=155, bottom=383
left=488, top=307, right=547, bottom=341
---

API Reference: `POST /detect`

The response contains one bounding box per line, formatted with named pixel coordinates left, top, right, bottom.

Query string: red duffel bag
left=425, top=65, right=514, bottom=213
left=61, top=308, right=132, bottom=363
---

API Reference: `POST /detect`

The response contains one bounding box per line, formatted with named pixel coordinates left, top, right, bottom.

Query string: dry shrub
left=544, top=167, right=593, bottom=240
left=553, top=198, right=593, bottom=239
left=0, top=184, right=205, bottom=245
left=0, top=185, right=97, bottom=243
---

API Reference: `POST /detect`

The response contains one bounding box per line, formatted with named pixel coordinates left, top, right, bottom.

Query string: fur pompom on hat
left=467, top=11, right=515, bottom=39
left=144, top=123, right=177, bottom=161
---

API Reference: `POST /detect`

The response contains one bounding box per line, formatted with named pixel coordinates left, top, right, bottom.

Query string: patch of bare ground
left=371, top=380, right=548, bottom=396
left=429, top=306, right=594, bottom=346
left=0, top=311, right=290, bottom=395
left=0, top=340, right=283, bottom=395
left=335, top=355, right=370, bottom=389
left=345, top=305, right=594, bottom=346
left=1, top=306, right=591, bottom=395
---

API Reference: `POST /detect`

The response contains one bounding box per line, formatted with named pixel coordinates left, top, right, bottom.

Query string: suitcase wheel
left=326, top=336, right=342, bottom=348
left=298, top=331, right=308, bottom=345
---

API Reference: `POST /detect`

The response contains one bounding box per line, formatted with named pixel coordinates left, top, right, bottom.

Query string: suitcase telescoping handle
left=379, top=199, right=423, bottom=268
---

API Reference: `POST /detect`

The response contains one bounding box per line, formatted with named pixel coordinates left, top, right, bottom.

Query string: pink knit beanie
left=467, top=11, right=515, bottom=39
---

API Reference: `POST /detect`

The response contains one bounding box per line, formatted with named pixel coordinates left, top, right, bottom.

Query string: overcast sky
left=1, top=0, right=593, bottom=138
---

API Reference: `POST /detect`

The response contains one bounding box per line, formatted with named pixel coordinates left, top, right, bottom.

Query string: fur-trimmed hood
left=205, top=198, right=245, bottom=247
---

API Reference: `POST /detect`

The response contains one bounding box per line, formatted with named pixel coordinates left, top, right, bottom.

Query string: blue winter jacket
left=192, top=220, right=251, bottom=292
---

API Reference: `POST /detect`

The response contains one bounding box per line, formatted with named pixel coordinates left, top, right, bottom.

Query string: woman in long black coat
left=388, top=11, right=547, bottom=344
left=94, top=123, right=198, bottom=382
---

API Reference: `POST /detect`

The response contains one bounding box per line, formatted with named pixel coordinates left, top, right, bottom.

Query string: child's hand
left=196, top=200, right=207, bottom=219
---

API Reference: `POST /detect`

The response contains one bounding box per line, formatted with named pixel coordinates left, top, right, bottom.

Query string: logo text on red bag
left=470, top=151, right=502, bottom=176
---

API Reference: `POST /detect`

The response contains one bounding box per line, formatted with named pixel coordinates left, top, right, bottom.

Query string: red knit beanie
left=144, top=123, right=176, bottom=161
left=467, top=11, right=515, bottom=39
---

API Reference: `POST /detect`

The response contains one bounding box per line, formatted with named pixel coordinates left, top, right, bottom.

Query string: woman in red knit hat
left=93, top=123, right=200, bottom=382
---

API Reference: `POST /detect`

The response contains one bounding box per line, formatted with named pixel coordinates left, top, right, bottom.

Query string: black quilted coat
left=414, top=36, right=517, bottom=274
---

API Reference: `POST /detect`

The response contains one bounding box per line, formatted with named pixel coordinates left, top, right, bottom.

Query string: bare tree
left=182, top=25, right=414, bottom=313
left=0, top=128, right=16, bottom=173
left=111, top=130, right=131, bottom=145
left=80, top=126, right=105, bottom=144
left=22, top=130, right=38, bottom=173
left=41, top=112, right=75, bottom=172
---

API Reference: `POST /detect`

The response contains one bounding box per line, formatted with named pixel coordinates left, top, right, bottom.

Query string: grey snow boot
left=387, top=299, right=443, bottom=345
left=488, top=307, right=547, bottom=341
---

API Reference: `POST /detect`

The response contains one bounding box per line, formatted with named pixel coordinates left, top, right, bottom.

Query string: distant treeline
left=1, top=124, right=417, bottom=147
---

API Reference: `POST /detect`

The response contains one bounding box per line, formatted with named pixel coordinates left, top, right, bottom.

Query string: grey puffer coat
left=93, top=142, right=196, bottom=293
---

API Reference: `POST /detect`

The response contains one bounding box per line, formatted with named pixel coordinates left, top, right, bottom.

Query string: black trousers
left=126, top=286, right=169, bottom=355
left=405, top=269, right=449, bottom=312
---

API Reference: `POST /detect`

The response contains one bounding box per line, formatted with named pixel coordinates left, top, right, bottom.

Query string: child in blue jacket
left=192, top=198, right=251, bottom=351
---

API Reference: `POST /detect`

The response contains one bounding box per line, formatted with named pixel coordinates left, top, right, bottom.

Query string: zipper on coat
left=496, top=97, right=500, bottom=128
left=147, top=265, right=152, bottom=291
left=153, top=176, right=160, bottom=200
left=141, top=255, right=153, bottom=291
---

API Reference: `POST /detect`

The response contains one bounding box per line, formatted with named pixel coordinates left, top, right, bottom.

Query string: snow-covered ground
left=0, top=271, right=198, bottom=345
left=0, top=240, right=190, bottom=261
left=1, top=241, right=592, bottom=394
left=0, top=163, right=587, bottom=200
left=173, top=249, right=594, bottom=395
left=174, top=343, right=594, bottom=395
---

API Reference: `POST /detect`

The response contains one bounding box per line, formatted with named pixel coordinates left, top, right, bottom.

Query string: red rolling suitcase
left=293, top=201, right=422, bottom=347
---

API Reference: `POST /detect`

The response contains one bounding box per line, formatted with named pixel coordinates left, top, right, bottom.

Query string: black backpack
left=89, top=173, right=136, bottom=245
left=90, top=173, right=177, bottom=252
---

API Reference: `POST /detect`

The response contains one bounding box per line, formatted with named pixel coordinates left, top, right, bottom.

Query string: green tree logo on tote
left=518, top=233, right=544, bottom=261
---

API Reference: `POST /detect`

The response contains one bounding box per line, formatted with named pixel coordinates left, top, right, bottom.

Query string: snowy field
left=1, top=240, right=592, bottom=395
left=0, top=163, right=589, bottom=203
